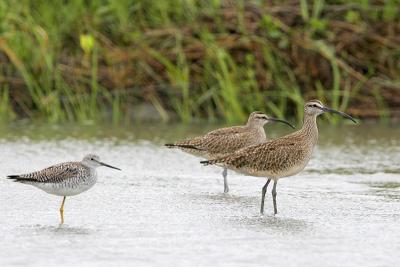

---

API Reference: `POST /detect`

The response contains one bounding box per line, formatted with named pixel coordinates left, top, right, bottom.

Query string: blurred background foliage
left=0, top=0, right=399, bottom=124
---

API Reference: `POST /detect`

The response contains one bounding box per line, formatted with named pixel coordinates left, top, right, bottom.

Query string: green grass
left=0, top=0, right=399, bottom=124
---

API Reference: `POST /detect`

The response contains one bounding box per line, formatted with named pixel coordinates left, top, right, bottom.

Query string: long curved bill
left=99, top=161, right=122, bottom=171
left=321, top=107, right=357, bottom=123
left=268, top=117, right=296, bottom=129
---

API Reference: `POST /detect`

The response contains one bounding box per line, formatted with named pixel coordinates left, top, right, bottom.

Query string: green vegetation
left=0, top=0, right=399, bottom=124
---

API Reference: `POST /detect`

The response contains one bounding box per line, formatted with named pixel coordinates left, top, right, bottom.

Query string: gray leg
left=222, top=167, right=229, bottom=193
left=260, top=179, right=271, bottom=214
left=272, top=180, right=278, bottom=215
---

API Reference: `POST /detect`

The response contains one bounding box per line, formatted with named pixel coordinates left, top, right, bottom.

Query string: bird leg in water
left=222, top=168, right=229, bottom=193
left=59, top=196, right=66, bottom=225
left=260, top=179, right=271, bottom=214
left=272, top=181, right=278, bottom=215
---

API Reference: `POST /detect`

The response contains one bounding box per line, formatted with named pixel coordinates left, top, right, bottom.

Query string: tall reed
left=0, top=0, right=398, bottom=124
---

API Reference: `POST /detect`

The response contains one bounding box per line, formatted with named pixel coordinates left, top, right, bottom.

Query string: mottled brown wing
left=177, top=129, right=256, bottom=155
left=9, top=162, right=82, bottom=183
left=200, top=130, right=257, bottom=154
left=209, top=139, right=304, bottom=174
left=206, top=126, right=246, bottom=136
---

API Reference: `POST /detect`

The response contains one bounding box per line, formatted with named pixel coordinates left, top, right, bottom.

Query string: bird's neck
left=301, top=113, right=319, bottom=146
left=246, top=120, right=257, bottom=128
left=246, top=122, right=266, bottom=136
left=82, top=163, right=97, bottom=174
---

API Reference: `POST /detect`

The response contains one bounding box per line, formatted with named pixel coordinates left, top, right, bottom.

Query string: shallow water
left=0, top=123, right=399, bottom=267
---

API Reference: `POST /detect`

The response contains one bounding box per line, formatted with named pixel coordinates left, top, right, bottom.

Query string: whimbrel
left=7, top=154, right=121, bottom=224
left=165, top=112, right=294, bottom=193
left=201, top=100, right=357, bottom=214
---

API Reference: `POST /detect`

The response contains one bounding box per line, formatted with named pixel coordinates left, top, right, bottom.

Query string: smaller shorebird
left=201, top=100, right=357, bottom=214
left=165, top=112, right=294, bottom=193
left=7, top=154, right=121, bottom=224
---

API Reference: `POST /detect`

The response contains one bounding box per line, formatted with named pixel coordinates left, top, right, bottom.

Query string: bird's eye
left=90, top=158, right=94, bottom=160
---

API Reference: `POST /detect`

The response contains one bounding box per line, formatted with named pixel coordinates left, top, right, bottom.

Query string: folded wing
left=7, top=163, right=82, bottom=184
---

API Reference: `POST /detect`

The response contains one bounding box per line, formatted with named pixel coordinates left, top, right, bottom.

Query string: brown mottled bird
left=201, top=100, right=357, bottom=214
left=165, top=112, right=295, bottom=193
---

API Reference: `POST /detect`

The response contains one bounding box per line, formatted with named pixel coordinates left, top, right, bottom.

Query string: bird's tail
left=165, top=144, right=203, bottom=150
left=200, top=157, right=223, bottom=166
left=200, top=160, right=211, bottom=166
left=7, top=175, right=21, bottom=180
left=6, top=175, right=36, bottom=182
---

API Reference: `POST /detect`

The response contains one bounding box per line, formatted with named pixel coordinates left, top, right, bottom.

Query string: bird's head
left=82, top=154, right=121, bottom=170
left=247, top=111, right=295, bottom=129
left=304, top=100, right=356, bottom=123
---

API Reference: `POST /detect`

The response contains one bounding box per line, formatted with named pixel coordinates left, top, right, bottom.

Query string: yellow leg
left=59, top=196, right=66, bottom=225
